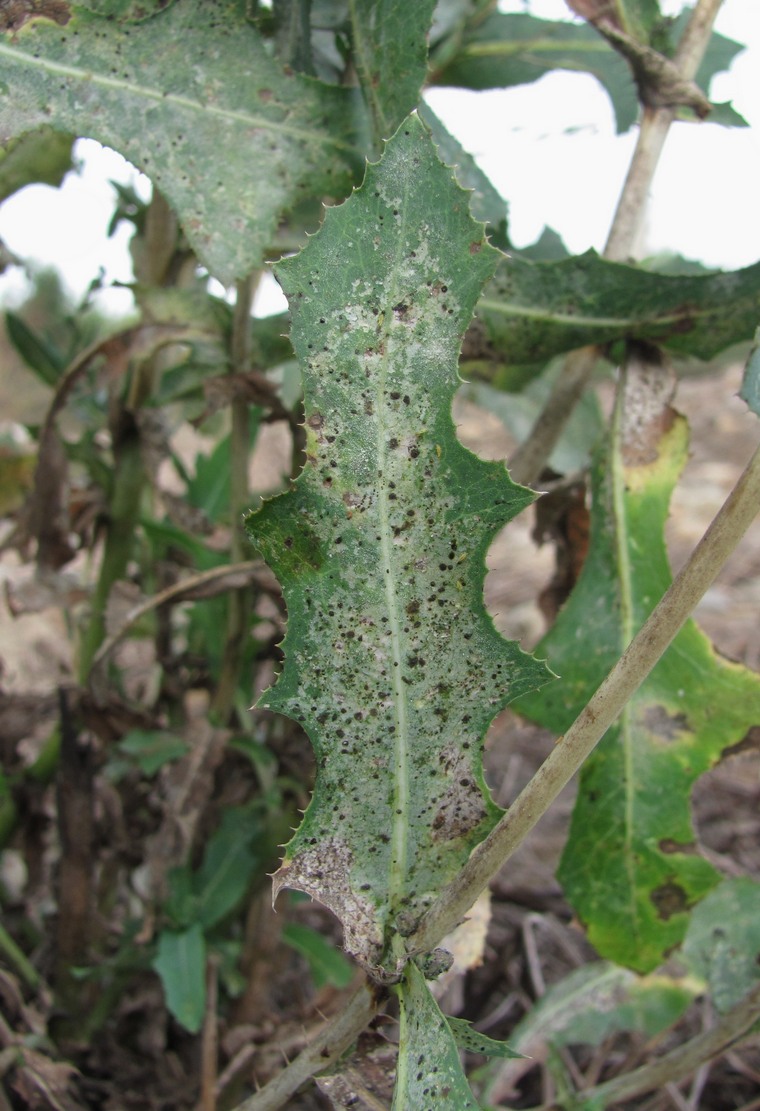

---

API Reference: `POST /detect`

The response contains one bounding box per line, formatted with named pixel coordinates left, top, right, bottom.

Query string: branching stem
left=508, top=0, right=724, bottom=486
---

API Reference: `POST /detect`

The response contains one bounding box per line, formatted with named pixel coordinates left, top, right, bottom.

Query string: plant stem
left=232, top=980, right=379, bottom=1111
left=508, top=346, right=599, bottom=487
left=604, top=0, right=724, bottom=262
left=508, top=0, right=724, bottom=486
left=409, top=437, right=760, bottom=956
left=0, top=922, right=41, bottom=991
left=582, top=981, right=760, bottom=1106
left=78, top=411, right=145, bottom=680
left=211, top=274, right=257, bottom=721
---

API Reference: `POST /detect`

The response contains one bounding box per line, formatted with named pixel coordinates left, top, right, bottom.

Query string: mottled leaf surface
left=516, top=354, right=760, bottom=972
left=0, top=2, right=365, bottom=283
left=394, top=961, right=479, bottom=1110
left=477, top=252, right=760, bottom=367
left=682, top=878, right=760, bottom=1013
left=246, top=114, right=548, bottom=978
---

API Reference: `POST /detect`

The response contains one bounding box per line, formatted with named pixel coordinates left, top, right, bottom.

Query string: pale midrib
left=610, top=389, right=639, bottom=935
left=377, top=210, right=414, bottom=923
left=0, top=42, right=354, bottom=152
left=477, top=296, right=695, bottom=332
left=462, top=39, right=611, bottom=59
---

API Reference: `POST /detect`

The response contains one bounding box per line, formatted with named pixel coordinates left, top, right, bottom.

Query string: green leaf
left=192, top=808, right=264, bottom=930
left=516, top=354, right=760, bottom=972
left=393, top=961, right=479, bottom=1110
left=152, top=924, right=206, bottom=1033
left=739, top=327, right=760, bottom=418
left=433, top=13, right=640, bottom=133
left=682, top=878, right=760, bottom=1013
left=433, top=11, right=746, bottom=135
left=348, top=0, right=436, bottom=143
left=118, top=729, right=189, bottom=776
left=0, top=126, right=73, bottom=202
left=189, top=420, right=262, bottom=525
left=477, top=252, right=760, bottom=367
left=446, top=1016, right=523, bottom=1059
left=76, top=0, right=175, bottom=19
left=418, top=101, right=508, bottom=247
left=5, top=311, right=67, bottom=385
left=507, top=962, right=696, bottom=1051
left=0, top=2, right=367, bottom=283
left=245, top=113, right=549, bottom=978
left=282, top=922, right=355, bottom=989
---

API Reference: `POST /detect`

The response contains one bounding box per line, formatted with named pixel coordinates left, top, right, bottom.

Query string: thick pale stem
left=410, top=438, right=760, bottom=955
left=605, top=0, right=724, bottom=262
left=508, top=346, right=598, bottom=487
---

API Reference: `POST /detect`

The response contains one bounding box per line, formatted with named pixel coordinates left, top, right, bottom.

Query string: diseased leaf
left=394, top=961, right=479, bottom=1110
left=516, top=350, right=760, bottom=972
left=739, top=327, right=760, bottom=418
left=446, top=1016, right=523, bottom=1059
left=348, top=0, right=436, bottom=143
left=245, top=113, right=549, bottom=980
left=682, top=878, right=760, bottom=1013
left=477, top=252, right=760, bottom=368
left=0, top=2, right=367, bottom=283
left=418, top=101, right=508, bottom=246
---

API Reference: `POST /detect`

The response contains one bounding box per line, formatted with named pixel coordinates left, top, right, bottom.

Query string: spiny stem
left=232, top=981, right=379, bottom=1111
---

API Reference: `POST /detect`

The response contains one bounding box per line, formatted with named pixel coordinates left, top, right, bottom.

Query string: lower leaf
left=393, top=961, right=479, bottom=1110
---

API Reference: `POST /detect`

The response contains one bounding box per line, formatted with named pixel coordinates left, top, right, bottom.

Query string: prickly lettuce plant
left=246, top=117, right=549, bottom=986
left=2, top=2, right=760, bottom=1110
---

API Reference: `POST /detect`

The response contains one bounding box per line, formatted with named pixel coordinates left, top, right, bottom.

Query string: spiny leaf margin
left=246, top=112, right=549, bottom=979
